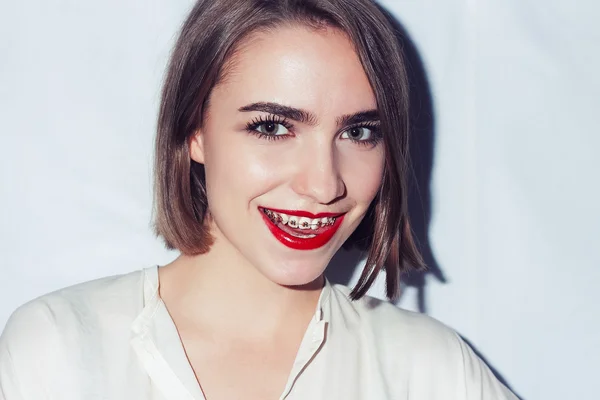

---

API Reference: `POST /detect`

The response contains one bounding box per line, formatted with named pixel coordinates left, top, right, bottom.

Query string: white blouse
left=0, top=266, right=517, bottom=400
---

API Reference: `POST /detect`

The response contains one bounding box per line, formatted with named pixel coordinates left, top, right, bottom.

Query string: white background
left=1, top=1, right=599, bottom=399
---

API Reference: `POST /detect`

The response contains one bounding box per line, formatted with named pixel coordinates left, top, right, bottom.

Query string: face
left=190, top=25, right=385, bottom=287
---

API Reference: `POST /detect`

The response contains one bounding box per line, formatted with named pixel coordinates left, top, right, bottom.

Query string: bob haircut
left=153, top=0, right=425, bottom=300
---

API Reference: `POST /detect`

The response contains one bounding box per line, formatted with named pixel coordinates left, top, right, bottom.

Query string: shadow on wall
left=326, top=5, right=523, bottom=399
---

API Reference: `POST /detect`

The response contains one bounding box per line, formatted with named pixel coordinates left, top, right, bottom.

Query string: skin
left=159, top=24, right=385, bottom=399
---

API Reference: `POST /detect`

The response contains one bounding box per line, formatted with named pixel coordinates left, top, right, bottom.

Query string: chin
left=261, top=261, right=326, bottom=289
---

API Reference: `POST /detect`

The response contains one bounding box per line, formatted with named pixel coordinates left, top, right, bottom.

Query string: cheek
left=202, top=134, right=284, bottom=206
left=341, top=148, right=385, bottom=204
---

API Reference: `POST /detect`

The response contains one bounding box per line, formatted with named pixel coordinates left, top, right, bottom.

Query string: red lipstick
left=260, top=207, right=345, bottom=250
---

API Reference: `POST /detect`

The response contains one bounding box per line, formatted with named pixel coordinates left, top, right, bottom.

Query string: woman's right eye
left=254, top=122, right=290, bottom=136
left=245, top=115, right=293, bottom=140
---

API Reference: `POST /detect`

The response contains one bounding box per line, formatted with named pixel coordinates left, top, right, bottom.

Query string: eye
left=255, top=121, right=290, bottom=136
left=341, top=126, right=374, bottom=141
left=245, top=115, right=293, bottom=140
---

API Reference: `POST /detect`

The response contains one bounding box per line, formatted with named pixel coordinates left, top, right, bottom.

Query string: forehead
left=211, top=24, right=377, bottom=119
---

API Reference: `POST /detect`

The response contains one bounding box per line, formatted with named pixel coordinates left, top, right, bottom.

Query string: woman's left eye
left=341, top=127, right=374, bottom=141
left=254, top=122, right=289, bottom=136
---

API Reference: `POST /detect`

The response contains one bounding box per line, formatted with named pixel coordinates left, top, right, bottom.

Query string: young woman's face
left=190, top=25, right=384, bottom=286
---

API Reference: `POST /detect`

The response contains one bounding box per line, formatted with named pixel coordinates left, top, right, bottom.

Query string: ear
left=189, top=130, right=205, bottom=164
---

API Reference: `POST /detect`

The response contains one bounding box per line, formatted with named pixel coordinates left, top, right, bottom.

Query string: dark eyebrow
left=238, top=102, right=318, bottom=125
left=238, top=102, right=379, bottom=128
left=337, top=110, right=380, bottom=128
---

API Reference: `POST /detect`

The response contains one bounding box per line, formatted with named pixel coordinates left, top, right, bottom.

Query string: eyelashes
left=246, top=114, right=293, bottom=132
left=245, top=114, right=383, bottom=147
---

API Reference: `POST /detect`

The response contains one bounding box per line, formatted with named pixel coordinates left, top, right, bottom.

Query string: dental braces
left=263, top=209, right=336, bottom=228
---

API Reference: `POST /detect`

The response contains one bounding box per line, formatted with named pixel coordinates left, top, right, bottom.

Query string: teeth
left=263, top=208, right=337, bottom=228
left=279, top=213, right=289, bottom=224
left=288, top=216, right=298, bottom=228
left=310, top=218, right=320, bottom=230
left=298, top=217, right=312, bottom=230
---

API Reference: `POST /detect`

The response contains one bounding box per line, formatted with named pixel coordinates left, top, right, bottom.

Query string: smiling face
left=189, top=24, right=385, bottom=287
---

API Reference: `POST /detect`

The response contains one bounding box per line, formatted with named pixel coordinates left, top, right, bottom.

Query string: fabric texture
left=0, top=267, right=517, bottom=399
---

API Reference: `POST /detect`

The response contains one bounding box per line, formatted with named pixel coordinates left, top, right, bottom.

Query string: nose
left=290, top=142, right=346, bottom=205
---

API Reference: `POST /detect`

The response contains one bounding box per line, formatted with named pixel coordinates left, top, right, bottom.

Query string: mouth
left=259, top=207, right=345, bottom=250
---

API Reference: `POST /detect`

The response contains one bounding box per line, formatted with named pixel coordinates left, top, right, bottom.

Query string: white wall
left=1, top=1, right=598, bottom=399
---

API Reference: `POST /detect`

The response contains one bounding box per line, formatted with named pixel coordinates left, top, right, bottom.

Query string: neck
left=158, top=237, right=325, bottom=340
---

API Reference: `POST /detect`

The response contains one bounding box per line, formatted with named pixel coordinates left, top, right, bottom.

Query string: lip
left=259, top=207, right=345, bottom=250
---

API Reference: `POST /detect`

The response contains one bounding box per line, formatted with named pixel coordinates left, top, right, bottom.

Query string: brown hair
left=153, top=0, right=425, bottom=300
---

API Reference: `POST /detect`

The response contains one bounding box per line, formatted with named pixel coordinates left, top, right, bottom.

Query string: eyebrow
left=336, top=110, right=380, bottom=128
left=239, top=102, right=318, bottom=125
left=238, top=102, right=379, bottom=128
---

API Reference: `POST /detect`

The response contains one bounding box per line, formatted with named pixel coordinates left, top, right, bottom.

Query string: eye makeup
left=245, top=114, right=294, bottom=141
left=343, top=121, right=382, bottom=147
left=244, top=113, right=382, bottom=146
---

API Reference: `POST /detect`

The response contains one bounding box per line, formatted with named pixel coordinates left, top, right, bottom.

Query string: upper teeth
left=263, top=209, right=337, bottom=229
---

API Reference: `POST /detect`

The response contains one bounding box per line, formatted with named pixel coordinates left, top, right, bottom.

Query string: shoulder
left=0, top=268, right=148, bottom=397
left=329, top=284, right=518, bottom=399
left=329, top=284, right=465, bottom=377
left=5, top=268, right=145, bottom=333
left=0, top=268, right=146, bottom=357
left=330, top=283, right=460, bottom=351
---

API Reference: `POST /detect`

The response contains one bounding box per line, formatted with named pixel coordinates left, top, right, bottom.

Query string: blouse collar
left=133, top=265, right=332, bottom=332
left=130, top=265, right=332, bottom=400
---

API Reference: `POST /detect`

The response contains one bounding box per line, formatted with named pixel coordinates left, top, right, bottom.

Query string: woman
left=0, top=0, right=518, bottom=399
